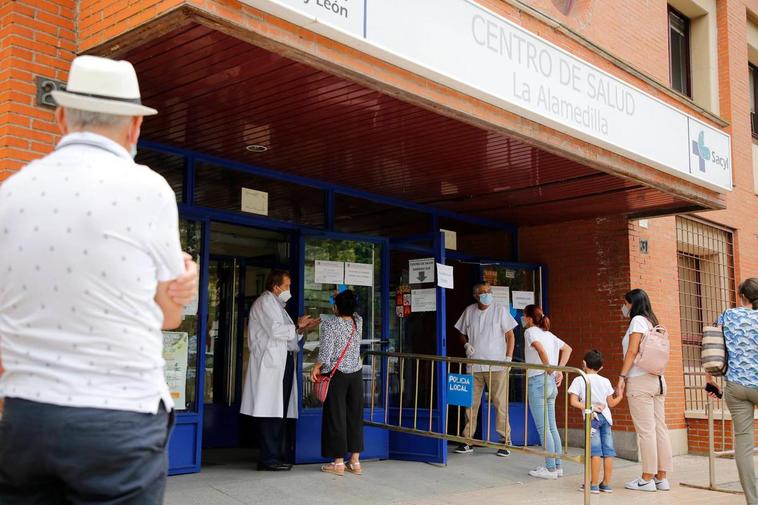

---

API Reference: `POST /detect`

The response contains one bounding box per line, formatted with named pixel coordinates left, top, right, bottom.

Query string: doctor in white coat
left=241, top=269, right=318, bottom=471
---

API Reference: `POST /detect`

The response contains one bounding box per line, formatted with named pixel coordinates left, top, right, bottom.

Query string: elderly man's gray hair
left=472, top=282, right=490, bottom=295
left=64, top=108, right=132, bottom=131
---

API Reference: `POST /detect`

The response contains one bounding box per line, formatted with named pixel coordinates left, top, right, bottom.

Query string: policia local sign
left=244, top=0, right=733, bottom=193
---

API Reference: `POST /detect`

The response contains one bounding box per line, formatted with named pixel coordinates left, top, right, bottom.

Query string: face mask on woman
left=621, top=304, right=631, bottom=318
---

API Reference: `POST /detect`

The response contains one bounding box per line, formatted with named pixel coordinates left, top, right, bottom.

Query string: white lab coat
left=240, top=291, right=301, bottom=419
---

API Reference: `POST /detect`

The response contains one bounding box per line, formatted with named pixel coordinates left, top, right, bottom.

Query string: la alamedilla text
left=513, top=76, right=609, bottom=136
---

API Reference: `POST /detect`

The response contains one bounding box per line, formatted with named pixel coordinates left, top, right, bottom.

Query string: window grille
left=676, top=216, right=735, bottom=413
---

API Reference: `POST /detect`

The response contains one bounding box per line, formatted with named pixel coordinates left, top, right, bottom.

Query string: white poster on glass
left=409, top=258, right=435, bottom=284
left=491, top=286, right=510, bottom=307
left=512, top=291, right=535, bottom=310
left=162, top=331, right=189, bottom=410
left=344, top=262, right=373, bottom=287
left=314, top=260, right=344, bottom=284
left=411, top=288, right=437, bottom=312
left=436, top=263, right=454, bottom=289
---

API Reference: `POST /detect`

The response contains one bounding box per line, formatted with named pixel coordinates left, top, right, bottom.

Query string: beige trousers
left=627, top=373, right=673, bottom=474
left=462, top=370, right=511, bottom=443
left=724, top=381, right=758, bottom=505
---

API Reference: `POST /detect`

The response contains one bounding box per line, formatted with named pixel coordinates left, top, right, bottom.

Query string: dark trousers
left=258, top=353, right=294, bottom=466
left=0, top=398, right=174, bottom=505
left=321, top=370, right=364, bottom=458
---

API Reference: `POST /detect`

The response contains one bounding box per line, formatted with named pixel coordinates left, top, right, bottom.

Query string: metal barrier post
left=681, top=396, right=751, bottom=495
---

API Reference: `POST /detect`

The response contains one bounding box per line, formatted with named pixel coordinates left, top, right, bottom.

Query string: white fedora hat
left=52, top=55, right=157, bottom=116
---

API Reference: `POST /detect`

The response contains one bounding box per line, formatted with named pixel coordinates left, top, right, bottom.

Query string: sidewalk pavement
left=165, top=447, right=750, bottom=505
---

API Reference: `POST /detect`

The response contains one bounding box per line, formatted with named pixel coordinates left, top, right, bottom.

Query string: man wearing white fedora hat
left=0, top=55, right=198, bottom=504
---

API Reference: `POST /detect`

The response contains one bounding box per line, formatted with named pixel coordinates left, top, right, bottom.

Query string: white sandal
left=345, top=461, right=363, bottom=475
left=321, top=462, right=345, bottom=476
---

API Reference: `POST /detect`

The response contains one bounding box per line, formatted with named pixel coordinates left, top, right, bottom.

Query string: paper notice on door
left=411, top=288, right=437, bottom=312
left=436, top=263, right=454, bottom=289
left=162, top=331, right=189, bottom=410
left=314, top=260, right=344, bottom=284
left=409, top=258, right=435, bottom=284
left=182, top=293, right=199, bottom=317
left=511, top=291, right=535, bottom=309
left=491, top=286, right=510, bottom=307
left=344, top=262, right=373, bottom=287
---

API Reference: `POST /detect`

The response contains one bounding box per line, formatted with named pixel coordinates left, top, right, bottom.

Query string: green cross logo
left=691, top=131, right=710, bottom=172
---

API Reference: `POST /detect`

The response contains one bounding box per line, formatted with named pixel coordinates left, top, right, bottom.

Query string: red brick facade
left=0, top=0, right=75, bottom=178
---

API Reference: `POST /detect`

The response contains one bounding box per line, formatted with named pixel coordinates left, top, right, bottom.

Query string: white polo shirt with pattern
left=0, top=132, right=185, bottom=414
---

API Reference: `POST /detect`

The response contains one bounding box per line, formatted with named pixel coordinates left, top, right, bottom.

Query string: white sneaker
left=655, top=478, right=671, bottom=491
left=529, top=466, right=558, bottom=480
left=555, top=467, right=564, bottom=477
left=624, top=477, right=657, bottom=492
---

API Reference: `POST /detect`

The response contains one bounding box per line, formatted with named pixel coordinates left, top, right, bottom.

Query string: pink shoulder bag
left=313, top=320, right=357, bottom=404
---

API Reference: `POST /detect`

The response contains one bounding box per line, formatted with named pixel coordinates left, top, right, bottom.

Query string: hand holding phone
left=705, top=382, right=723, bottom=399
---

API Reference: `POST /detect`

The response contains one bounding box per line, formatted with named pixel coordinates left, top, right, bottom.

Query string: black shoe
left=496, top=449, right=511, bottom=457
left=455, top=444, right=474, bottom=454
left=257, top=462, right=292, bottom=471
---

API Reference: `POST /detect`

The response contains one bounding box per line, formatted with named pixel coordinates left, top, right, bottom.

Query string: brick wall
left=628, top=217, right=687, bottom=431
left=519, top=216, right=636, bottom=432
left=0, top=0, right=75, bottom=179
left=518, top=0, right=671, bottom=82
left=687, top=417, right=758, bottom=454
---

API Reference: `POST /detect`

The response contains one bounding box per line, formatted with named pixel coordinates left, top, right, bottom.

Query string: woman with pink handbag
left=309, top=290, right=364, bottom=476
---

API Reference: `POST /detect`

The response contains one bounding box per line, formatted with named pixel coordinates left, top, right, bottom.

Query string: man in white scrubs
left=240, top=270, right=318, bottom=471
left=454, top=282, right=517, bottom=457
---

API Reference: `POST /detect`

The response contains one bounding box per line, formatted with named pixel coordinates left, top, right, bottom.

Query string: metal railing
left=362, top=351, right=594, bottom=505
left=681, top=396, right=757, bottom=495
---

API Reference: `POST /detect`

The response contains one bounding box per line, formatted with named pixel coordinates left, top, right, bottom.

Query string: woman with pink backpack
left=615, top=289, right=673, bottom=492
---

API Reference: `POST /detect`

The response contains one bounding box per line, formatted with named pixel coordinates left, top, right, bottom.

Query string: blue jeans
left=528, top=374, right=562, bottom=471
left=590, top=414, right=616, bottom=458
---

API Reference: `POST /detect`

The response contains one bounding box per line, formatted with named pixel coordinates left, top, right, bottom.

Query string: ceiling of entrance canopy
left=126, top=23, right=693, bottom=226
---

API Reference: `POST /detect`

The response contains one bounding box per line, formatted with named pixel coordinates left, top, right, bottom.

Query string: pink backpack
left=634, top=321, right=670, bottom=375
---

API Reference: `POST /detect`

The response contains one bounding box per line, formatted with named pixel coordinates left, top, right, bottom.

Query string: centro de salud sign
left=243, top=0, right=733, bottom=193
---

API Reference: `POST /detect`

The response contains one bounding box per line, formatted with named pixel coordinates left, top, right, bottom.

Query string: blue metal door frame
left=167, top=209, right=209, bottom=475
left=295, top=228, right=391, bottom=463
left=138, top=141, right=521, bottom=474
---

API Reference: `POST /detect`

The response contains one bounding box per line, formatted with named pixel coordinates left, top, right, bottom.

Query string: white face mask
left=621, top=304, right=631, bottom=318
left=520, top=316, right=527, bottom=327
left=278, top=290, right=292, bottom=304
left=130, top=144, right=138, bottom=159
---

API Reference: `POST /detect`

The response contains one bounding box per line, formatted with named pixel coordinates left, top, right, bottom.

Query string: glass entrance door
left=295, top=233, right=388, bottom=463
left=477, top=261, right=544, bottom=446
left=202, top=223, right=292, bottom=453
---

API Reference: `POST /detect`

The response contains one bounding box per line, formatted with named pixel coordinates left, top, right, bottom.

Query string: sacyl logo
left=692, top=130, right=729, bottom=172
